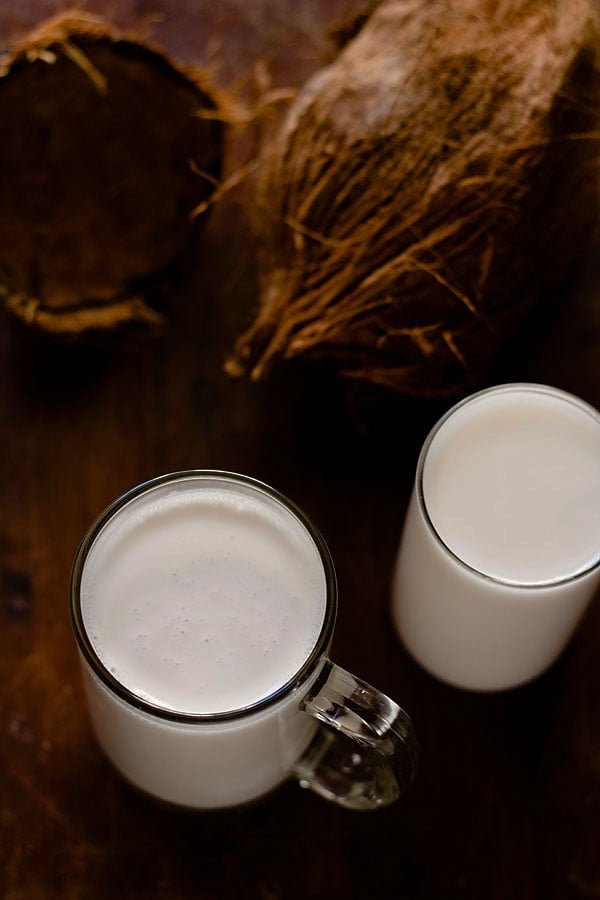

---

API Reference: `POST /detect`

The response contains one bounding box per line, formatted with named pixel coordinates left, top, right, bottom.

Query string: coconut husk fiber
left=0, top=11, right=223, bottom=336
left=228, top=0, right=600, bottom=397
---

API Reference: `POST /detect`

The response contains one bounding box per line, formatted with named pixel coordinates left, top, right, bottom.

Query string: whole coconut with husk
left=0, top=11, right=223, bottom=336
left=229, top=0, right=600, bottom=397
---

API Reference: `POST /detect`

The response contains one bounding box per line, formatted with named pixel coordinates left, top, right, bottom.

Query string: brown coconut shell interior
left=0, top=16, right=222, bottom=334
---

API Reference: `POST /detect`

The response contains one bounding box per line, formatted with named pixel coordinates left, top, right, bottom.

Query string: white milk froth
left=81, top=482, right=327, bottom=715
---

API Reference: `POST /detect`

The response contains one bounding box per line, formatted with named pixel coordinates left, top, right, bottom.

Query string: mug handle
left=293, top=659, right=417, bottom=810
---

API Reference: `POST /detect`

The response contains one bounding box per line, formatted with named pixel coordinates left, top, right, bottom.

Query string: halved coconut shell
left=0, top=12, right=223, bottom=336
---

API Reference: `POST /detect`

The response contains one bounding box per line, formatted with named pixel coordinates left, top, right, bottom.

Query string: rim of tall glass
left=416, top=382, right=600, bottom=590
left=70, top=470, right=338, bottom=724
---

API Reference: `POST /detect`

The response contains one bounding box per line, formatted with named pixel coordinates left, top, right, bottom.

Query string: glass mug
left=70, top=471, right=417, bottom=810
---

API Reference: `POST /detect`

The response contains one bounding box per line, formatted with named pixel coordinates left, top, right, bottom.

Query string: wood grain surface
left=1, top=3, right=599, bottom=898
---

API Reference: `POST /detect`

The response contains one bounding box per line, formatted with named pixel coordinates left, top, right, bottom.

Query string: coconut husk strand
left=0, top=12, right=223, bottom=336
left=228, top=0, right=600, bottom=397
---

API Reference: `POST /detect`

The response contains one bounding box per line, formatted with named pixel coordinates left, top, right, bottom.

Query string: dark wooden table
left=1, top=3, right=599, bottom=898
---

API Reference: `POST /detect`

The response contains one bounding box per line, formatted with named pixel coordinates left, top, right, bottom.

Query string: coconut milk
left=392, top=384, right=600, bottom=690
left=77, top=475, right=328, bottom=807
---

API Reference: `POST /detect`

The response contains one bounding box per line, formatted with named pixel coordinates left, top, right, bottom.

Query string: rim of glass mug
left=416, top=382, right=600, bottom=590
left=70, top=470, right=338, bottom=725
